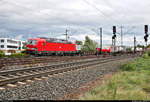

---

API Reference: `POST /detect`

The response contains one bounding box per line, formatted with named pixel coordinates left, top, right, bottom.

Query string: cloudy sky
left=0, top=0, right=150, bottom=46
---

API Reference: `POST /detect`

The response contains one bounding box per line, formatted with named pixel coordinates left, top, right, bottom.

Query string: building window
left=1, top=45, right=4, bottom=48
left=1, top=40, right=4, bottom=43
left=7, top=45, right=18, bottom=49
left=7, top=40, right=18, bottom=44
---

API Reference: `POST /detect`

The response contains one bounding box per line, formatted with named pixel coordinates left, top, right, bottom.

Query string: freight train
left=25, top=37, right=111, bottom=56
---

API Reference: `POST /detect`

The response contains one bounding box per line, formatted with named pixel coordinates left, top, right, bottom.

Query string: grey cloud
left=0, top=0, right=149, bottom=46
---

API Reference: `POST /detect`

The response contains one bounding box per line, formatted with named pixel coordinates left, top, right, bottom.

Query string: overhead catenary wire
left=82, top=0, right=121, bottom=25
left=82, top=0, right=108, bottom=18
left=82, top=0, right=122, bottom=47
left=82, top=0, right=140, bottom=46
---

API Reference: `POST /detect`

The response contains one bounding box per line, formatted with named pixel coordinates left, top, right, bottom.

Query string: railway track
left=0, top=55, right=111, bottom=68
left=0, top=53, right=139, bottom=69
left=0, top=54, right=138, bottom=88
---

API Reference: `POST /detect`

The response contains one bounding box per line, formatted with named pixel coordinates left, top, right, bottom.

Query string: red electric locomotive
left=26, top=37, right=78, bottom=55
left=26, top=37, right=112, bottom=56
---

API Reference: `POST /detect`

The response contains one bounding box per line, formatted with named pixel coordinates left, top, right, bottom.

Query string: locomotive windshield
left=27, top=40, right=37, bottom=45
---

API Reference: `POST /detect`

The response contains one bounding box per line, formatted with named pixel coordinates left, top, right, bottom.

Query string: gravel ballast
left=1, top=58, right=101, bottom=71
left=0, top=57, right=136, bottom=100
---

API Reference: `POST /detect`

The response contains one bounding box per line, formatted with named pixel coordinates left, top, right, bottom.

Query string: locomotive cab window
left=42, top=43, right=45, bottom=46
left=27, top=40, right=37, bottom=45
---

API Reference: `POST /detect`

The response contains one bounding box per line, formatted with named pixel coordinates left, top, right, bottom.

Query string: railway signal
left=145, top=25, right=148, bottom=34
left=113, top=26, right=116, bottom=34
left=112, top=26, right=117, bottom=53
left=112, top=26, right=116, bottom=39
left=144, top=25, right=149, bottom=46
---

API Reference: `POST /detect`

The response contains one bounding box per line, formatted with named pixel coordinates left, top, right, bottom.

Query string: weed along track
left=0, top=55, right=138, bottom=100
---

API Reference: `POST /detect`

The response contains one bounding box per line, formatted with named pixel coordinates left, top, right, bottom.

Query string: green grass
left=80, top=51, right=150, bottom=100
left=0, top=52, right=30, bottom=58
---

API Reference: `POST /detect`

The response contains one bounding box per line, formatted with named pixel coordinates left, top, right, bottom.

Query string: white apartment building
left=0, top=38, right=26, bottom=55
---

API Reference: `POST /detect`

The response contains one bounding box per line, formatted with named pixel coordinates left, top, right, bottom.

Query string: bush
left=120, top=63, right=135, bottom=71
left=141, top=50, right=150, bottom=58
left=147, top=50, right=150, bottom=56
left=119, top=55, right=150, bottom=72
left=0, top=50, right=5, bottom=57
left=141, top=53, right=149, bottom=59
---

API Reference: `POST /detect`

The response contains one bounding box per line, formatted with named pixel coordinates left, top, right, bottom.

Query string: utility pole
left=63, top=29, right=69, bottom=41
left=134, top=35, right=136, bottom=53
left=144, top=25, right=148, bottom=47
left=100, top=28, right=102, bottom=54
left=120, top=26, right=124, bottom=47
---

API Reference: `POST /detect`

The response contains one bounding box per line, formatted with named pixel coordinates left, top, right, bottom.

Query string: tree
left=22, top=43, right=27, bottom=49
left=126, top=47, right=132, bottom=52
left=75, top=40, right=83, bottom=45
left=82, top=36, right=97, bottom=52
left=146, top=44, right=150, bottom=48
left=137, top=44, right=144, bottom=49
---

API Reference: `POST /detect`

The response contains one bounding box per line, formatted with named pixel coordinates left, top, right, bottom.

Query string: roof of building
left=0, top=38, right=26, bottom=42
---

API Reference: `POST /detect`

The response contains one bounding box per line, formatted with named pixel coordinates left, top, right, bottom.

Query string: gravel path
left=0, top=57, right=136, bottom=100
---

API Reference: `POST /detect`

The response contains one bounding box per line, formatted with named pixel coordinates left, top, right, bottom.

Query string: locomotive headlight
left=32, top=48, right=37, bottom=50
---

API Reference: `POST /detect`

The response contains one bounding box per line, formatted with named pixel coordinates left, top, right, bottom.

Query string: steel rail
left=0, top=54, right=129, bottom=68
left=0, top=56, right=115, bottom=75
left=0, top=55, right=138, bottom=86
